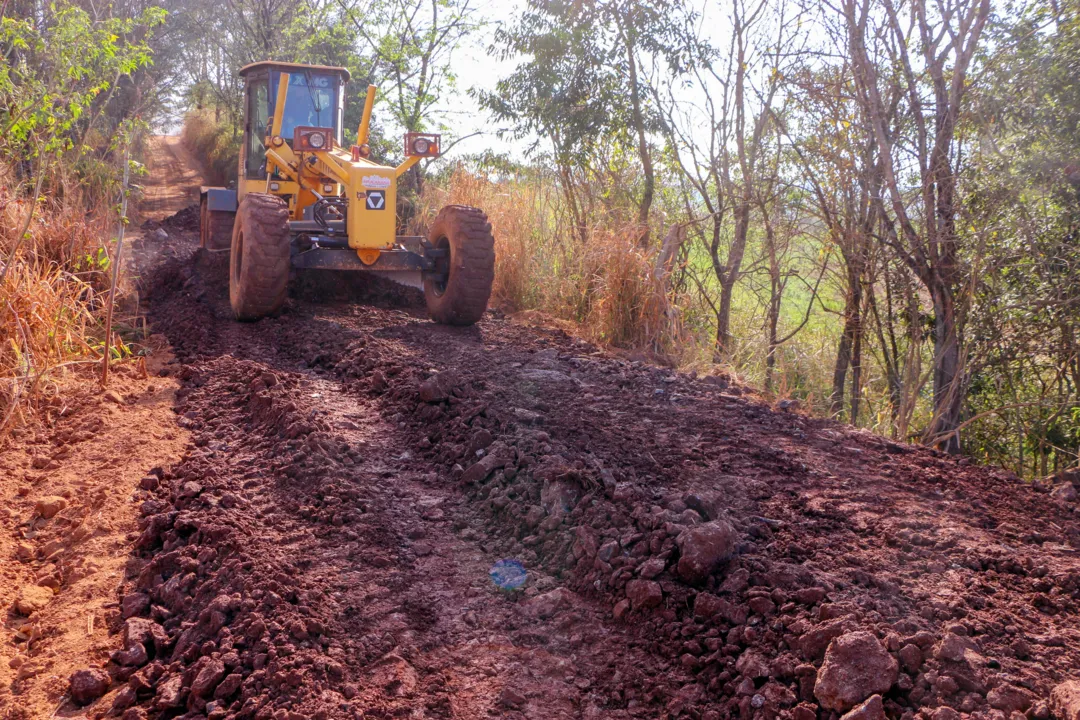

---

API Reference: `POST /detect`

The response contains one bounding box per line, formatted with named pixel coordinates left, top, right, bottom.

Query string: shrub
left=181, top=110, right=241, bottom=185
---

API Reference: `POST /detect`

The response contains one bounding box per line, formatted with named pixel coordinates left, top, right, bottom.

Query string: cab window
left=280, top=73, right=336, bottom=139
left=245, top=78, right=269, bottom=179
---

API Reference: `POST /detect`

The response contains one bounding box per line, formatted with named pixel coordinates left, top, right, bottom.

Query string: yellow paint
left=395, top=154, right=421, bottom=178
left=357, top=85, right=376, bottom=146
left=346, top=162, right=396, bottom=250
left=269, top=72, right=289, bottom=139
left=239, top=72, right=404, bottom=256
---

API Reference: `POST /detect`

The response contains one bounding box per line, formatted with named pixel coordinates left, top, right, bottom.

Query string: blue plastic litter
left=490, top=558, right=527, bottom=590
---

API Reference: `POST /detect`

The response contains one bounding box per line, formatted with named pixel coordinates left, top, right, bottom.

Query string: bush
left=411, top=167, right=683, bottom=358
left=181, top=110, right=241, bottom=185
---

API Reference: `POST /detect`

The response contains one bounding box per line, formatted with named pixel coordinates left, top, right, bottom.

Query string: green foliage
left=479, top=0, right=686, bottom=166
left=0, top=3, right=164, bottom=163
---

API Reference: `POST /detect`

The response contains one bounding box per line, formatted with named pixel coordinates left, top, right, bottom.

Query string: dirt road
left=15, top=136, right=1080, bottom=720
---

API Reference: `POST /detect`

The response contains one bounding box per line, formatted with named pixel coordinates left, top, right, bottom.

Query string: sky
left=431, top=0, right=527, bottom=159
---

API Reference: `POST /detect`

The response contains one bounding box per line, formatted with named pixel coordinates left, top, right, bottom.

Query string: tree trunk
left=715, top=280, right=736, bottom=363
left=850, top=307, right=863, bottom=426
left=714, top=201, right=751, bottom=358
left=929, top=283, right=963, bottom=453
left=619, top=17, right=653, bottom=241
left=765, top=275, right=780, bottom=393
left=830, top=273, right=862, bottom=420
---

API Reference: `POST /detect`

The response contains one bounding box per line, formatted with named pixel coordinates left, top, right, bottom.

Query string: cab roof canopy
left=239, top=61, right=351, bottom=82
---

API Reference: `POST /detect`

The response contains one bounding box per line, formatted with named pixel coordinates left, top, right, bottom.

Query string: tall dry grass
left=412, top=168, right=684, bottom=357
left=181, top=109, right=241, bottom=185
left=0, top=182, right=114, bottom=430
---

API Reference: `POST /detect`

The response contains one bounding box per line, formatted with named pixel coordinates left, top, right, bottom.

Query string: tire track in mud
left=110, top=238, right=701, bottom=720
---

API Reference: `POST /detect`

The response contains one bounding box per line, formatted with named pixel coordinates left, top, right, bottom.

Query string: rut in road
left=116, top=233, right=703, bottom=719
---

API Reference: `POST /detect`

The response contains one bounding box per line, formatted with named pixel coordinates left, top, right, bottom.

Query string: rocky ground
left=5, top=137, right=1080, bottom=720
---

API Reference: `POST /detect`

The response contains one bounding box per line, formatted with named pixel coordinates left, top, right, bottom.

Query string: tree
left=657, top=0, right=802, bottom=359
left=481, top=0, right=687, bottom=240
left=843, top=0, right=991, bottom=452
left=0, top=1, right=163, bottom=282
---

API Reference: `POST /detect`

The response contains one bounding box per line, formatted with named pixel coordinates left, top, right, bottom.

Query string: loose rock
left=419, top=370, right=460, bottom=402
left=814, top=631, right=898, bottom=712
left=34, top=495, right=67, bottom=519
left=1051, top=680, right=1080, bottom=720
left=839, top=694, right=886, bottom=720
left=626, top=579, right=663, bottom=610
left=69, top=667, right=111, bottom=705
left=675, top=519, right=737, bottom=584
left=14, top=585, right=53, bottom=616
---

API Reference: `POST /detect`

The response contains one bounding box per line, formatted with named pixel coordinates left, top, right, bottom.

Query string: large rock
left=986, top=684, right=1035, bottom=713
left=418, top=370, right=460, bottom=402
left=69, top=667, right=111, bottom=705
left=931, top=632, right=987, bottom=693
left=1051, top=482, right=1078, bottom=503
left=625, top=579, right=663, bottom=610
left=35, top=496, right=68, bottom=519
left=897, top=644, right=922, bottom=673
left=524, top=588, right=577, bottom=619
left=14, top=585, right=53, bottom=616
left=675, top=519, right=738, bottom=584
left=799, top=618, right=852, bottom=660
left=814, top=632, right=898, bottom=712
left=735, top=650, right=770, bottom=679
left=123, top=617, right=169, bottom=656
left=121, top=592, right=150, bottom=619
left=1051, top=680, right=1080, bottom=720
left=214, top=672, right=243, bottom=700
left=191, top=658, right=226, bottom=697
left=540, top=476, right=580, bottom=516
left=461, top=442, right=509, bottom=485
left=154, top=674, right=184, bottom=709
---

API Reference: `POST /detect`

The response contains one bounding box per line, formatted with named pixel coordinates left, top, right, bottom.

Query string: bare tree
left=842, top=0, right=990, bottom=451
left=656, top=0, right=801, bottom=360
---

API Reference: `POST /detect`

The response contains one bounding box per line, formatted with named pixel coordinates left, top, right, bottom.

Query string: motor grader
left=199, top=61, right=494, bottom=324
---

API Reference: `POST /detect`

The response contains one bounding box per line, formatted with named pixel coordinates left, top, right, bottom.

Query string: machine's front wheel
left=230, top=193, right=291, bottom=321
left=199, top=196, right=235, bottom=251
left=422, top=205, right=495, bottom=326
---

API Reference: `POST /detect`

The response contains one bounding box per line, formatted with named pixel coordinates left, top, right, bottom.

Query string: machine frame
left=200, top=61, right=444, bottom=276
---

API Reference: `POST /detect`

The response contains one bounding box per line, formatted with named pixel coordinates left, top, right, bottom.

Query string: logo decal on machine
left=361, top=174, right=392, bottom=190
left=366, top=191, right=386, bottom=210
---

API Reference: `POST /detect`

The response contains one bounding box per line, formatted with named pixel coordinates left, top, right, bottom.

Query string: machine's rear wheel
left=423, top=205, right=495, bottom=326
left=199, top=196, right=235, bottom=251
left=230, top=193, right=290, bottom=321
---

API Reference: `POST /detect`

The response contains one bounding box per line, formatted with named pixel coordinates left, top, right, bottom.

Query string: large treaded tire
left=423, top=205, right=495, bottom=326
left=200, top=196, right=235, bottom=251
left=229, top=193, right=290, bottom=321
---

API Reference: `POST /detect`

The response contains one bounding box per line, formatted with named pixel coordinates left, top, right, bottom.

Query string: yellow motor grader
left=199, top=61, right=494, bottom=324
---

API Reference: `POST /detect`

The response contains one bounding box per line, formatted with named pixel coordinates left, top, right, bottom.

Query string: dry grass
left=181, top=109, right=241, bottom=185
left=412, top=168, right=683, bottom=358
left=0, top=183, right=114, bottom=431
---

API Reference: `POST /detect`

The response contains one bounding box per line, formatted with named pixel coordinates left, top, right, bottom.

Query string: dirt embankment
left=0, top=349, right=189, bottom=719
left=5, top=136, right=1080, bottom=720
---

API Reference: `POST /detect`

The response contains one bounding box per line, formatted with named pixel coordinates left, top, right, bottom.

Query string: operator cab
left=238, top=61, right=350, bottom=181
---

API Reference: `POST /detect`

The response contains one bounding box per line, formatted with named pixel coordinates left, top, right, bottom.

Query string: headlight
left=404, top=133, right=440, bottom=157
left=308, top=132, right=326, bottom=149
left=322, top=184, right=334, bottom=194
left=412, top=137, right=432, bottom=155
